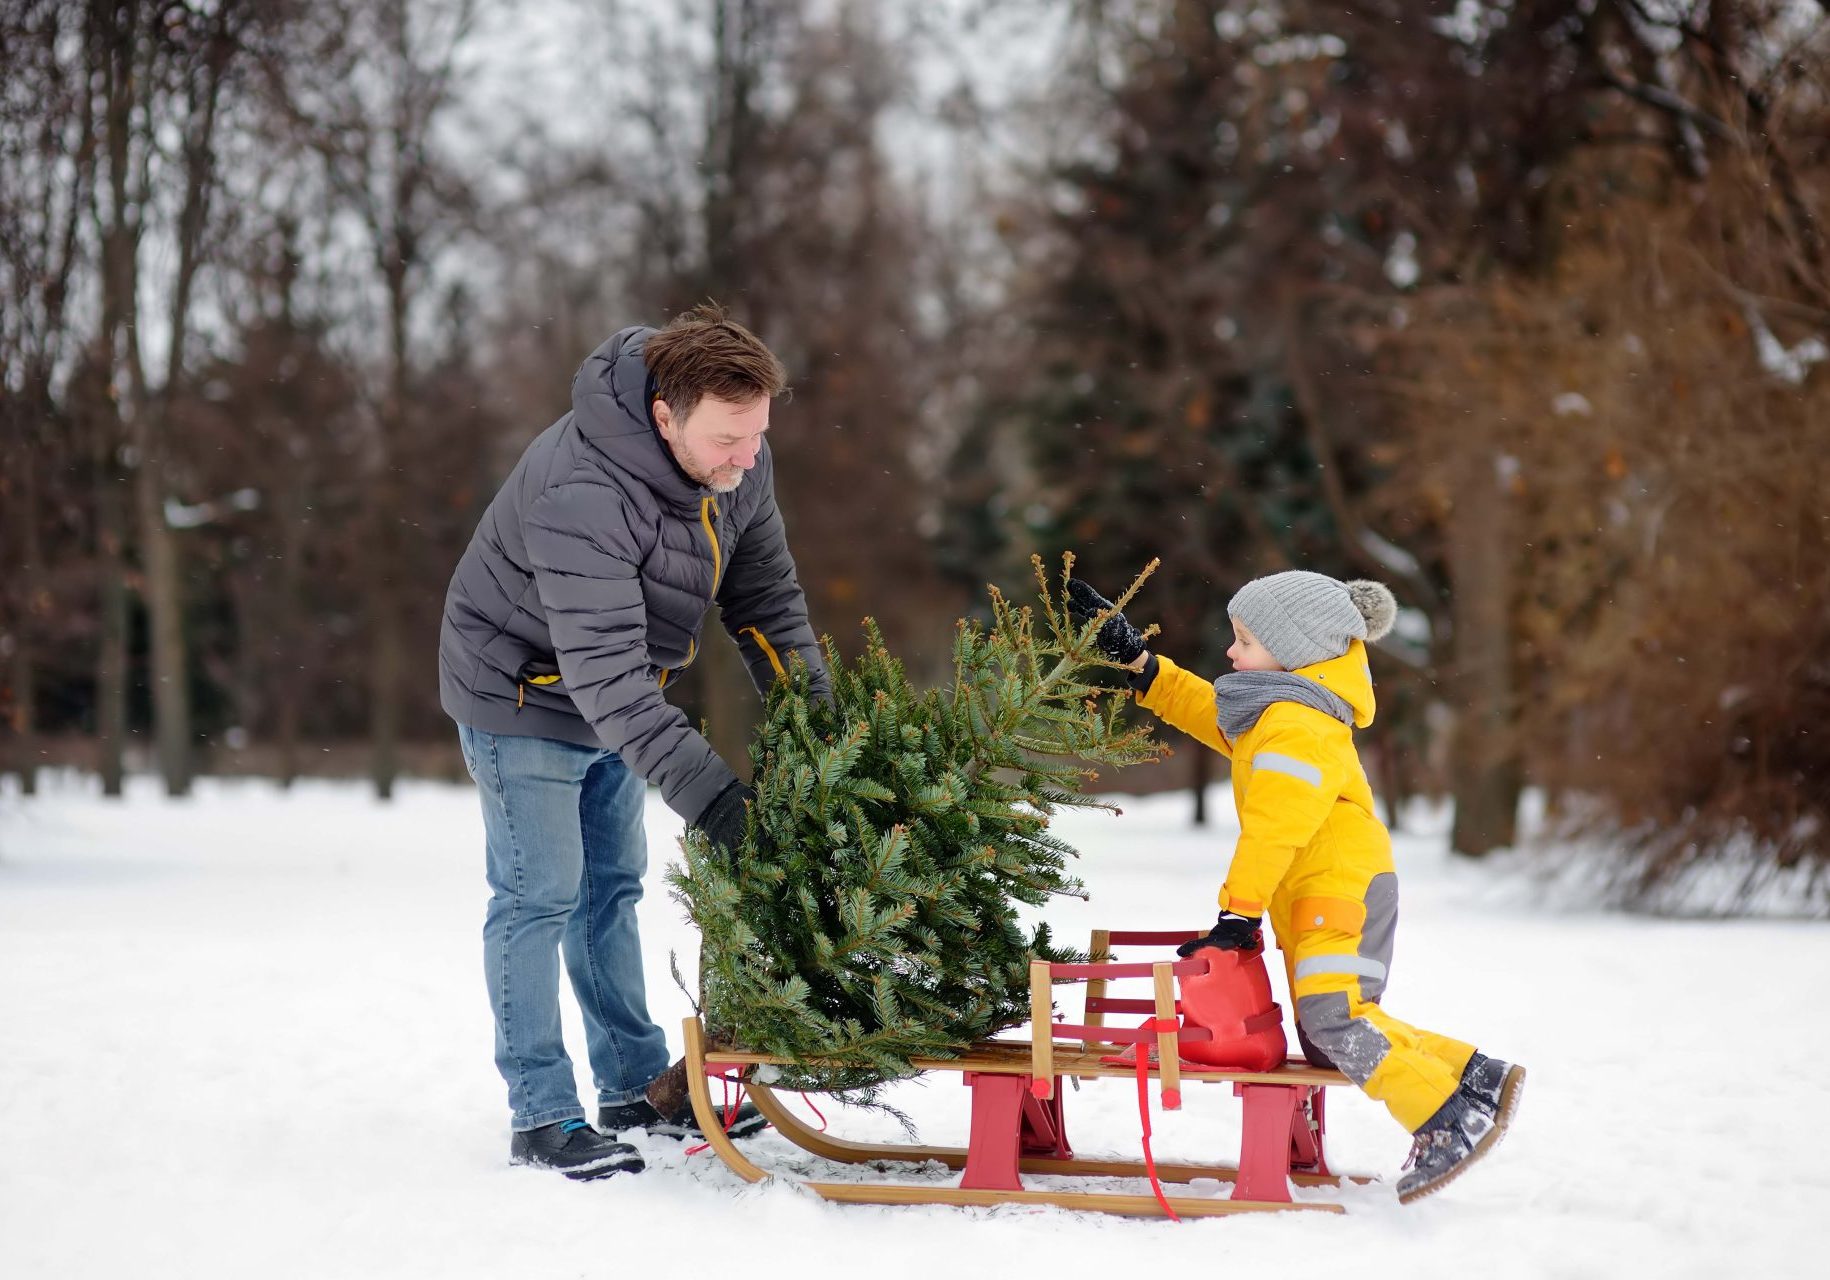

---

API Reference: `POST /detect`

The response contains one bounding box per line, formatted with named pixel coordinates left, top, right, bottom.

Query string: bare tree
left=260, top=0, right=479, bottom=798
left=71, top=0, right=260, bottom=796
left=0, top=1, right=95, bottom=794
left=84, top=0, right=155, bottom=796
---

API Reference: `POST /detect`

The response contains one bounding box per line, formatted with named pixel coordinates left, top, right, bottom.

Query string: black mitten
left=1175, top=911, right=1263, bottom=955
left=1065, top=579, right=1148, bottom=666
left=693, top=780, right=756, bottom=859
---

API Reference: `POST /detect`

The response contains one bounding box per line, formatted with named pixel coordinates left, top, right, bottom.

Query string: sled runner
left=683, top=929, right=1371, bottom=1218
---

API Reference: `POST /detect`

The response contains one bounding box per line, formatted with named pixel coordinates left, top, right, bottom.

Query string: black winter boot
left=1459, top=1051, right=1527, bottom=1131
left=510, top=1119, right=644, bottom=1180
left=1396, top=1092, right=1499, bottom=1205
left=598, top=1094, right=768, bottom=1141
left=598, top=1060, right=768, bottom=1141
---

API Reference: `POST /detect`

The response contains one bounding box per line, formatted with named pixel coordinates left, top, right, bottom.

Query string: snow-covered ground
left=3, top=773, right=1826, bottom=1279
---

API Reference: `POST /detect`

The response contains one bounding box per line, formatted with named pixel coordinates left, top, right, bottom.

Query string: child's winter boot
left=1459, top=1051, right=1526, bottom=1132
left=1395, top=1092, right=1498, bottom=1204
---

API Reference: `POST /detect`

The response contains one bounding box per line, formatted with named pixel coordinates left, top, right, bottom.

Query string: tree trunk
left=269, top=223, right=306, bottom=790
left=273, top=469, right=307, bottom=789
left=4, top=393, right=44, bottom=797
left=703, top=0, right=759, bottom=296
left=91, top=0, right=143, bottom=799
left=6, top=647, right=36, bottom=798
left=1446, top=458, right=1522, bottom=857
left=370, top=255, right=410, bottom=801
left=134, top=447, right=190, bottom=795
left=223, top=560, right=261, bottom=779
left=1368, top=732, right=1408, bottom=833
left=368, top=584, right=402, bottom=800
left=1189, top=735, right=1210, bottom=826
left=95, top=433, right=130, bottom=799
left=133, top=1, right=237, bottom=798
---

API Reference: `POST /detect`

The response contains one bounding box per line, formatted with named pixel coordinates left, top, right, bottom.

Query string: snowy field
left=3, top=772, right=1827, bottom=1280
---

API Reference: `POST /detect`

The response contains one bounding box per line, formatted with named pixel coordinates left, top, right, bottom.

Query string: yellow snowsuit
left=1137, top=642, right=1474, bottom=1132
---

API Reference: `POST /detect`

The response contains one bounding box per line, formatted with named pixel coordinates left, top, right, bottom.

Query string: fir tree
left=670, top=557, right=1162, bottom=1094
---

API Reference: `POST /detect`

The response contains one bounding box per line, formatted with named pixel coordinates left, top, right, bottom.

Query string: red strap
left=1243, top=1007, right=1284, bottom=1036
left=685, top=1074, right=749, bottom=1157
left=1133, top=1016, right=1181, bottom=1222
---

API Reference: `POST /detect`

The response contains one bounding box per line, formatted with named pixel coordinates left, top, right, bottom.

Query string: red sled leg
left=959, top=1073, right=1028, bottom=1191
left=1019, top=1078, right=1071, bottom=1159
left=1288, top=1085, right=1332, bottom=1176
left=1232, top=1083, right=1298, bottom=1203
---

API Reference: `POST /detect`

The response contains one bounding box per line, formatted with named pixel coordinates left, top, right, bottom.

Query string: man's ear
left=652, top=397, right=674, bottom=434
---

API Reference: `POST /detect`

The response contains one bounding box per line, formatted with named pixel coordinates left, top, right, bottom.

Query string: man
left=439, top=304, right=830, bottom=1180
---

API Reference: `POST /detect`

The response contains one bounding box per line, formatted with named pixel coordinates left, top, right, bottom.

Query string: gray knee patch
left=1296, top=991, right=1391, bottom=1085
left=1295, top=1022, right=1337, bottom=1071
left=1355, top=872, right=1398, bottom=1003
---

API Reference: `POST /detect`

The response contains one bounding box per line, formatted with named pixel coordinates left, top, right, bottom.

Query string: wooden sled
left=684, top=929, right=1373, bottom=1218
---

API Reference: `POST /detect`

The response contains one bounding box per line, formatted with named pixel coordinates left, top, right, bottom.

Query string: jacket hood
left=570, top=326, right=707, bottom=513
left=1293, top=638, right=1376, bottom=728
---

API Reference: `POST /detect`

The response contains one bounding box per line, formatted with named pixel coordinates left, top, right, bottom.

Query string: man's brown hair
left=643, top=301, right=788, bottom=420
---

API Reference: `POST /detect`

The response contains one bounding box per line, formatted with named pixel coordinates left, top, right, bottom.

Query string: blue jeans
left=458, top=726, right=671, bottom=1131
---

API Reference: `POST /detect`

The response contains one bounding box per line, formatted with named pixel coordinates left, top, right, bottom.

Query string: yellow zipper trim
left=738, top=627, right=786, bottom=679
left=700, top=496, right=722, bottom=593
left=517, top=672, right=561, bottom=707
left=659, top=500, right=722, bottom=693
left=658, top=637, right=697, bottom=689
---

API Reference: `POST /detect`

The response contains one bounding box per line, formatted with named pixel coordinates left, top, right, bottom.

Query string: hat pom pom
left=1346, top=580, right=1397, bottom=642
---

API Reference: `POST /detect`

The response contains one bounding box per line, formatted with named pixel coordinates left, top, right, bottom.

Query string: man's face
left=653, top=394, right=770, bottom=494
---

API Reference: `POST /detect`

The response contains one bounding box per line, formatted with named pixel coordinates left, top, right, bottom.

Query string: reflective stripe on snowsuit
left=1137, top=647, right=1475, bottom=1132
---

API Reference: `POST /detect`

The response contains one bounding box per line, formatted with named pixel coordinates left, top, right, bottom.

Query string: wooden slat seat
left=703, top=1037, right=1348, bottom=1088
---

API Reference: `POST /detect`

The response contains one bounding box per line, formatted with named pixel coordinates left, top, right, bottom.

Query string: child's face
left=1227, top=620, right=1284, bottom=672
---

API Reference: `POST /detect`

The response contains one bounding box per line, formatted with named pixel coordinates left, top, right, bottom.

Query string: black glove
left=693, top=780, right=756, bottom=859
left=1176, top=911, right=1263, bottom=956
left=1065, top=578, right=1148, bottom=666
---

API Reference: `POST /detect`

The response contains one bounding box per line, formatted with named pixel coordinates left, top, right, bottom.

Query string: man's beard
left=668, top=433, right=745, bottom=493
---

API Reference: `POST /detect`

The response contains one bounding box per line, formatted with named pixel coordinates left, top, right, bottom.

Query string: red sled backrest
left=1175, top=943, right=1288, bottom=1071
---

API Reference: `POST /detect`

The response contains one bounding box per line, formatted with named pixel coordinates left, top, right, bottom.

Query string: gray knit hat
left=1227, top=571, right=1398, bottom=670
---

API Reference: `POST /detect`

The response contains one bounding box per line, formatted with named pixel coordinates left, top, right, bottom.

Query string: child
left=1067, top=571, right=1525, bottom=1203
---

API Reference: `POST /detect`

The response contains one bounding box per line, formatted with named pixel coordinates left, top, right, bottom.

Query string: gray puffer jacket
left=438, top=326, right=830, bottom=822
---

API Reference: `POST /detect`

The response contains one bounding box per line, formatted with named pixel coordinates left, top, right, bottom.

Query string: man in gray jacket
left=439, top=304, right=829, bottom=1179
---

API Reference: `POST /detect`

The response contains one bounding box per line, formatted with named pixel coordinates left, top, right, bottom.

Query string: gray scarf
left=1213, top=671, right=1354, bottom=742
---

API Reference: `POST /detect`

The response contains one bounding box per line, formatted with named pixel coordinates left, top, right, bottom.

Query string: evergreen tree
left=670, top=557, right=1161, bottom=1094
